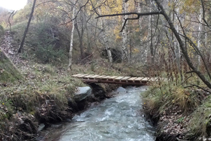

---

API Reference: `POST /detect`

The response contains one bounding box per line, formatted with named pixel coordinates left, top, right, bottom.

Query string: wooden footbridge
left=72, top=74, right=164, bottom=85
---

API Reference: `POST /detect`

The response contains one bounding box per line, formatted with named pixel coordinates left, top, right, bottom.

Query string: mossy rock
left=0, top=51, right=22, bottom=82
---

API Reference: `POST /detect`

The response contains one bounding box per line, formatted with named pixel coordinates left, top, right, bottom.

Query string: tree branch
left=200, top=0, right=211, bottom=29
left=96, top=11, right=161, bottom=19
left=96, top=11, right=161, bottom=32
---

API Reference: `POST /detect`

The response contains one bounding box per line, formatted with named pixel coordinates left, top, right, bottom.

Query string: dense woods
left=1, top=0, right=211, bottom=140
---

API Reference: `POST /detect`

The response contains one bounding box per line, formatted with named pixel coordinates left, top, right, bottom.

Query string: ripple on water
left=57, top=86, right=155, bottom=141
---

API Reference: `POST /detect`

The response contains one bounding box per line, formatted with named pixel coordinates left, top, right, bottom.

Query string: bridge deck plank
left=107, top=76, right=118, bottom=79
left=128, top=77, right=138, bottom=81
left=72, top=74, right=166, bottom=85
left=121, top=77, right=131, bottom=80
left=115, top=76, right=125, bottom=80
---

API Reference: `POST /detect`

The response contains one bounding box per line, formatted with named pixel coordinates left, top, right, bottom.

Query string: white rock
left=116, top=87, right=127, bottom=93
left=74, top=86, right=92, bottom=101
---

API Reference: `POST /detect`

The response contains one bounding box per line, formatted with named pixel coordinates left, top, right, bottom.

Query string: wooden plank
left=101, top=76, right=112, bottom=80
left=83, top=75, right=95, bottom=78
left=97, top=75, right=108, bottom=79
left=134, top=77, right=144, bottom=81
left=121, top=77, right=131, bottom=80
left=115, top=76, right=125, bottom=80
left=72, top=74, right=84, bottom=77
left=141, top=77, right=151, bottom=81
left=91, top=75, right=100, bottom=78
left=104, top=76, right=112, bottom=78
left=87, top=75, right=98, bottom=78
left=76, top=74, right=90, bottom=77
left=72, top=74, right=167, bottom=85
left=128, top=77, right=138, bottom=81
left=108, top=76, right=120, bottom=79
left=106, top=76, right=116, bottom=79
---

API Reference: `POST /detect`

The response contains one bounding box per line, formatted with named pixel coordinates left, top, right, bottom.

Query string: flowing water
left=45, top=86, right=155, bottom=141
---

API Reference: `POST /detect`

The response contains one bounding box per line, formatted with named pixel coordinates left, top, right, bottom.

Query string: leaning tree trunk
left=68, top=0, right=76, bottom=70
left=18, top=0, right=36, bottom=53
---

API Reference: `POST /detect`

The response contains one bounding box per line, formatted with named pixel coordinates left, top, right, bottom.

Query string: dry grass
left=142, top=81, right=201, bottom=115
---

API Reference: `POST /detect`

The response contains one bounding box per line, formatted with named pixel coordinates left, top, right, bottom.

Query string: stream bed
left=44, top=86, right=155, bottom=141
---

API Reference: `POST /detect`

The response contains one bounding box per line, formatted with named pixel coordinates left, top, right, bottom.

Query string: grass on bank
left=0, top=64, right=85, bottom=121
left=0, top=57, right=126, bottom=122
left=142, top=74, right=211, bottom=139
left=142, top=81, right=201, bottom=115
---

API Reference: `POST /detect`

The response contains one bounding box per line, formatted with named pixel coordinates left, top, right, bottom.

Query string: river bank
left=0, top=74, right=119, bottom=141
left=142, top=82, right=211, bottom=141
left=0, top=55, right=126, bottom=141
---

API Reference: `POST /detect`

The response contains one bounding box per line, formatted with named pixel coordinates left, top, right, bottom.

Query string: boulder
left=116, top=87, right=127, bottom=93
left=74, top=86, right=92, bottom=102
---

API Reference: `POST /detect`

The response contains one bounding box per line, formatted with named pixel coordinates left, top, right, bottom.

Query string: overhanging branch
left=96, top=11, right=162, bottom=32
left=96, top=11, right=161, bottom=19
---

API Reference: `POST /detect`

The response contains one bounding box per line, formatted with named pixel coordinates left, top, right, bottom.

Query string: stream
left=44, top=86, right=155, bottom=141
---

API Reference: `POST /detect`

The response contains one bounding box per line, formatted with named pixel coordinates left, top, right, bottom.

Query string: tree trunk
left=99, top=9, right=113, bottom=63
left=136, top=0, right=147, bottom=63
left=175, top=7, right=182, bottom=80
left=18, top=0, right=36, bottom=53
left=147, top=0, right=154, bottom=64
left=75, top=22, right=84, bottom=60
left=68, top=1, right=76, bottom=70
left=121, top=0, right=129, bottom=62
left=197, top=8, right=203, bottom=70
